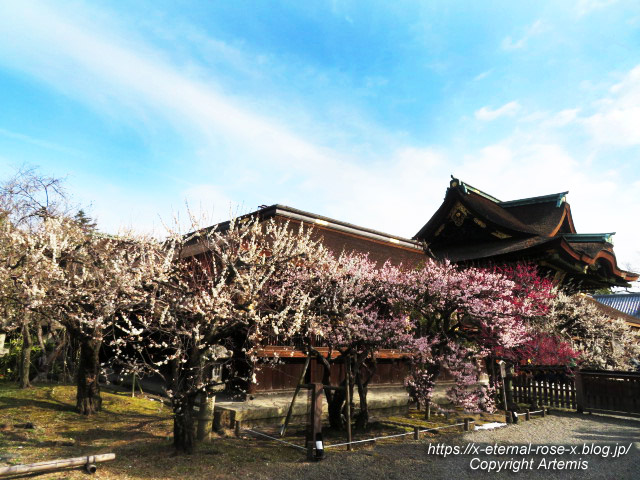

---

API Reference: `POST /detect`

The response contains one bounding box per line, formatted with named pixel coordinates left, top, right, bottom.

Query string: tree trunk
left=34, top=334, right=65, bottom=383
left=327, top=381, right=346, bottom=430
left=19, top=322, right=32, bottom=389
left=354, top=354, right=375, bottom=430
left=173, top=395, right=196, bottom=454
left=354, top=373, right=369, bottom=430
left=76, top=337, right=102, bottom=415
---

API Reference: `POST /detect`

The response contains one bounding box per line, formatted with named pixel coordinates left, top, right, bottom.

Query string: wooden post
left=542, top=406, right=546, bottom=417
left=197, top=395, right=216, bottom=441
left=498, top=361, right=510, bottom=411
left=414, top=426, right=419, bottom=440
left=306, top=383, right=324, bottom=461
left=280, top=355, right=311, bottom=437
left=574, top=371, right=585, bottom=414
left=464, top=418, right=470, bottom=432
left=345, top=357, right=353, bottom=451
left=525, top=409, right=530, bottom=421
left=505, top=411, right=512, bottom=424
left=234, top=420, right=241, bottom=437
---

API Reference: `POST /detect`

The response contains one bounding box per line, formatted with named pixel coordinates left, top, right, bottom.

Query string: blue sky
left=1, top=0, right=640, bottom=279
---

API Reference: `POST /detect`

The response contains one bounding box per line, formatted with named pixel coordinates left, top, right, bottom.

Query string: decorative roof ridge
left=449, top=176, right=502, bottom=203
left=499, top=191, right=569, bottom=208
left=450, top=176, right=568, bottom=208
left=562, top=233, right=615, bottom=243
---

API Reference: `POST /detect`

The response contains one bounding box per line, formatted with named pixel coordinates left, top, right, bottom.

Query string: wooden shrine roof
left=413, top=178, right=638, bottom=289
left=182, top=204, right=428, bottom=268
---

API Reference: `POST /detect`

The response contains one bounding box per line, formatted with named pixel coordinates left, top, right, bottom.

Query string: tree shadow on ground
left=0, top=394, right=75, bottom=413
left=550, top=410, right=640, bottom=444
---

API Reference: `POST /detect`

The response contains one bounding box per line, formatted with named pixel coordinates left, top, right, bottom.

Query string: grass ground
left=0, top=383, right=505, bottom=479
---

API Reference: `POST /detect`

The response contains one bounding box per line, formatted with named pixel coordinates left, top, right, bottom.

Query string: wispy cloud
left=474, top=101, right=522, bottom=121
left=473, top=70, right=492, bottom=81
left=581, top=65, right=640, bottom=147
left=502, top=20, right=545, bottom=51
left=0, top=2, right=331, bottom=173
left=576, top=0, right=618, bottom=16
left=0, top=127, right=81, bottom=156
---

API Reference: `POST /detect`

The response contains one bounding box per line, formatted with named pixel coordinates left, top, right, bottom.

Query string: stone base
left=214, top=385, right=410, bottom=429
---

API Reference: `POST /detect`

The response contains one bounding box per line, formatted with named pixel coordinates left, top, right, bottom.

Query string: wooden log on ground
left=0, top=454, right=115, bottom=477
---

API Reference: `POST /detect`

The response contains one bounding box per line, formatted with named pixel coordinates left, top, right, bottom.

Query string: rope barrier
left=325, top=420, right=475, bottom=449
left=245, top=419, right=480, bottom=453
left=418, top=421, right=469, bottom=432
left=325, top=431, right=413, bottom=449
left=242, top=429, right=307, bottom=452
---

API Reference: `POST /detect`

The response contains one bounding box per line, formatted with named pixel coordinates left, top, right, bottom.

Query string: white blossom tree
left=548, top=292, right=640, bottom=370
left=113, top=216, right=329, bottom=453
left=0, top=168, right=69, bottom=388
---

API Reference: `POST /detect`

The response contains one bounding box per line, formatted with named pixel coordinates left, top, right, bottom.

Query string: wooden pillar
left=345, top=357, right=353, bottom=451
left=424, top=400, right=431, bottom=420
left=525, top=409, right=530, bottom=421
left=575, top=371, right=585, bottom=414
left=464, top=418, right=471, bottom=431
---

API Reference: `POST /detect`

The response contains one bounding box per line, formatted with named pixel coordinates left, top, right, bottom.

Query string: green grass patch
left=0, top=383, right=301, bottom=479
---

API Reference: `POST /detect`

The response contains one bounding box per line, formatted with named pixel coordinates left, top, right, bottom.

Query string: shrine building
left=414, top=177, right=638, bottom=290
left=194, top=179, right=638, bottom=395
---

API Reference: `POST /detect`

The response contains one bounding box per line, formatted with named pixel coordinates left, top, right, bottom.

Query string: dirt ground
left=1, top=384, right=638, bottom=479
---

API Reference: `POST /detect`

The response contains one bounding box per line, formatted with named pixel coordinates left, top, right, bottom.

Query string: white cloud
left=502, top=20, right=545, bottom=51
left=545, top=109, right=581, bottom=127
left=576, top=0, right=618, bottom=16
left=581, top=65, right=640, bottom=146
left=474, top=101, right=522, bottom=121
left=473, top=70, right=492, bottom=81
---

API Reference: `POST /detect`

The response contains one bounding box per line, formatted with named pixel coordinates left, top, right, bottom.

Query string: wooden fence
left=503, top=366, right=577, bottom=410
left=575, top=369, right=640, bottom=415
left=502, top=366, right=640, bottom=416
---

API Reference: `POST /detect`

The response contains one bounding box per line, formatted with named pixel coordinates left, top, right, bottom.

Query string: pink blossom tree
left=298, top=254, right=419, bottom=429
left=398, top=259, right=536, bottom=412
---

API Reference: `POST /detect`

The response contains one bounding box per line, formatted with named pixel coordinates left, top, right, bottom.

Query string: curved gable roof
left=415, top=177, right=639, bottom=288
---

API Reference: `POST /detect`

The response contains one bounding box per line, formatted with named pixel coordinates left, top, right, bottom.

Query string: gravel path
left=247, top=411, right=640, bottom=480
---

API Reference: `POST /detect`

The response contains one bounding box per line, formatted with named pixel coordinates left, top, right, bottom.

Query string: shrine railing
left=504, top=366, right=577, bottom=410
left=502, top=366, right=640, bottom=416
